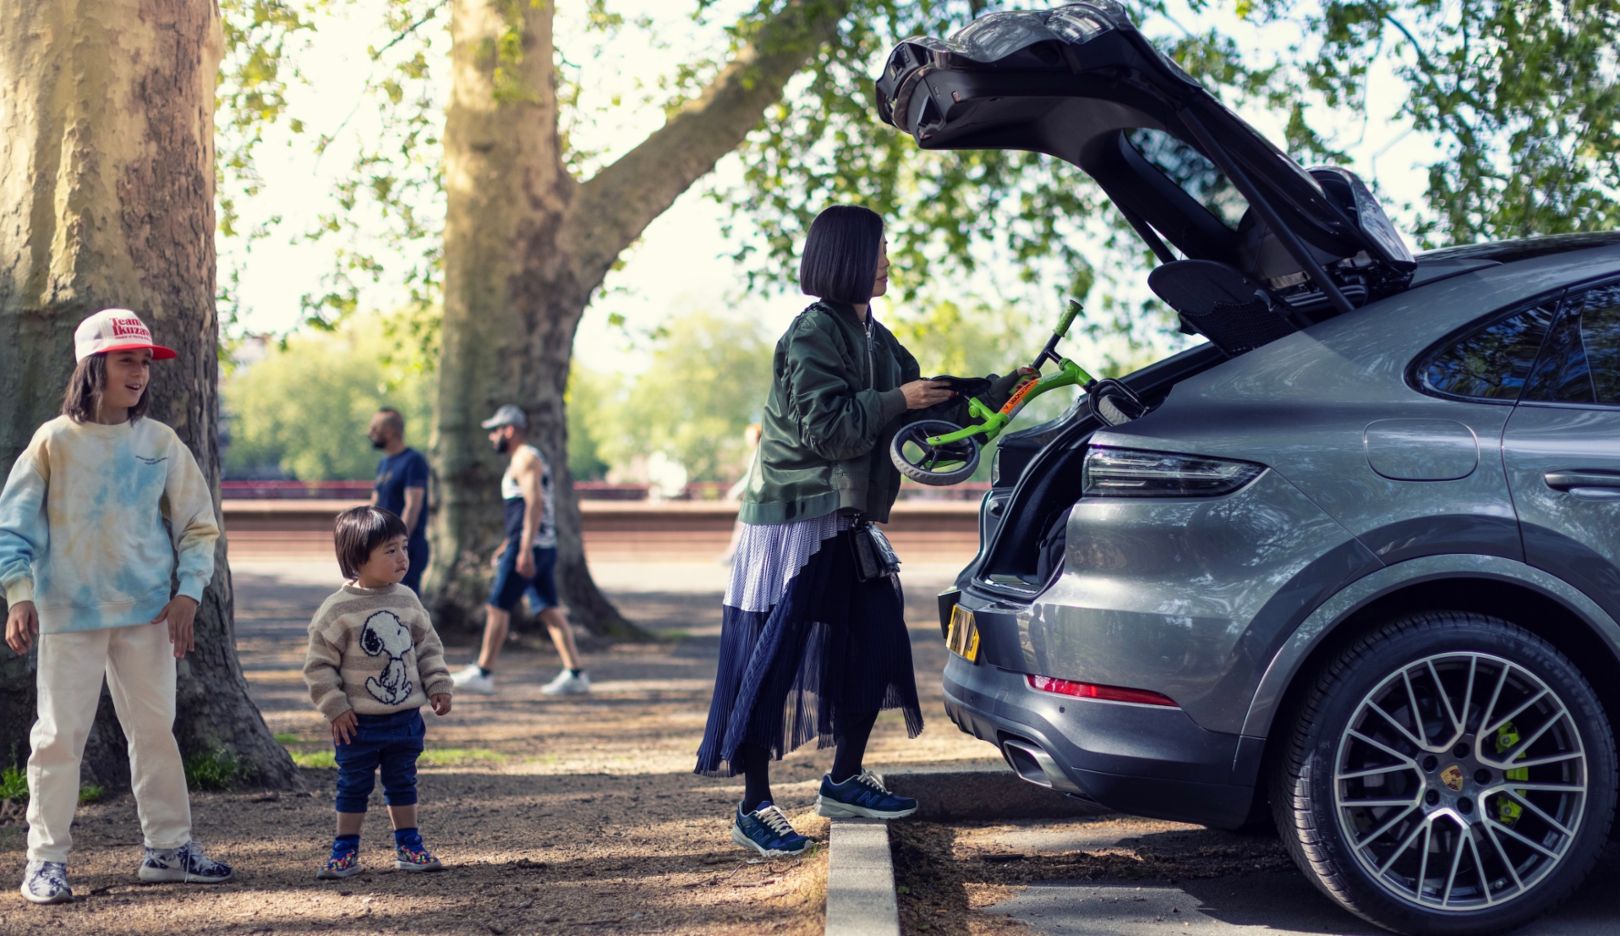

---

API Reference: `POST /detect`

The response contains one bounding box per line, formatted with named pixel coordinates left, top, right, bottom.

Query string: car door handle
left=1544, top=469, right=1620, bottom=495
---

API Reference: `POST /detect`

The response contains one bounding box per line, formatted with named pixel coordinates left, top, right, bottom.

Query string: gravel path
left=0, top=557, right=994, bottom=935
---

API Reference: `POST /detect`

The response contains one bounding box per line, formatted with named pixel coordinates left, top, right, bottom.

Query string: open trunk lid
left=875, top=2, right=1417, bottom=351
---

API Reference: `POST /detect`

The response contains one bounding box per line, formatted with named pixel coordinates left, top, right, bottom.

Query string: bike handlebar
left=1032, top=299, right=1083, bottom=370
left=1055, top=298, right=1082, bottom=339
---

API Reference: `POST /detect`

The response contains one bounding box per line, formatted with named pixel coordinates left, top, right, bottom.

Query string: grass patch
left=2, top=766, right=104, bottom=805
left=273, top=732, right=302, bottom=746
left=183, top=748, right=240, bottom=791
left=418, top=747, right=506, bottom=767
left=289, top=750, right=337, bottom=769
left=0, top=766, right=25, bottom=802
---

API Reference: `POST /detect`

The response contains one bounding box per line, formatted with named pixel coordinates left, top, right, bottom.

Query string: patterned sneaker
left=540, top=670, right=590, bottom=696
left=316, top=850, right=362, bottom=880
left=20, top=861, right=71, bottom=904
left=451, top=664, right=496, bottom=695
left=395, top=842, right=443, bottom=872
left=816, top=770, right=919, bottom=820
left=730, top=801, right=812, bottom=858
left=137, top=841, right=234, bottom=884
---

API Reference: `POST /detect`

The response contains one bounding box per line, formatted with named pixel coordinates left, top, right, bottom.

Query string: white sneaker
left=540, top=670, right=590, bottom=696
left=20, top=860, right=71, bottom=904
left=451, top=664, right=495, bottom=695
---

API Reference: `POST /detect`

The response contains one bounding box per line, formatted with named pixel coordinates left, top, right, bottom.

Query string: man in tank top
left=449, top=405, right=589, bottom=696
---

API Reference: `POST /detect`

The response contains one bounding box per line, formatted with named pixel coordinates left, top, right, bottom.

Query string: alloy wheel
left=1332, top=651, right=1587, bottom=912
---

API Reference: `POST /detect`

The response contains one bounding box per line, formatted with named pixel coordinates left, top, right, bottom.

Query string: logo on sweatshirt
left=136, top=455, right=168, bottom=466
left=360, top=610, right=415, bottom=705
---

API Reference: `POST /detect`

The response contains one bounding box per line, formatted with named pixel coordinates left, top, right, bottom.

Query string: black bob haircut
left=798, top=205, right=883, bottom=304
left=334, top=506, right=409, bottom=580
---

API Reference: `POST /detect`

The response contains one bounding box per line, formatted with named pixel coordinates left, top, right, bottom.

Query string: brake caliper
left=1495, top=721, right=1527, bottom=826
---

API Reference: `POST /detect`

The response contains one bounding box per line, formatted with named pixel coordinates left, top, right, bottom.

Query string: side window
left=1574, top=286, right=1613, bottom=403
left=1416, top=304, right=1558, bottom=402
left=1523, top=283, right=1620, bottom=406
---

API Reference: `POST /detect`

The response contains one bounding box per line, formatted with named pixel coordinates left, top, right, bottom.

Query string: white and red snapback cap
left=73, top=309, right=177, bottom=363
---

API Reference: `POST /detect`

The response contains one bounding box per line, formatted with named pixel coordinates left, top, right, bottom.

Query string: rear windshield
left=1127, top=128, right=1249, bottom=229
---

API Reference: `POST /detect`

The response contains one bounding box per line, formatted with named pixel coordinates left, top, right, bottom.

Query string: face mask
left=493, top=437, right=510, bottom=455
left=369, top=435, right=387, bottom=450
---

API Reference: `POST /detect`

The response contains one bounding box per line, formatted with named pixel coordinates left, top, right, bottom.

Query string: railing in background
left=220, top=479, right=992, bottom=501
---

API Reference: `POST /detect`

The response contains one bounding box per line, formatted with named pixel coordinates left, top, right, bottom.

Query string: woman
left=694, top=205, right=969, bottom=857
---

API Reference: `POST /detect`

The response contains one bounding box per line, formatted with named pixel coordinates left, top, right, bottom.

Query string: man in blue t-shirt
left=367, top=407, right=430, bottom=594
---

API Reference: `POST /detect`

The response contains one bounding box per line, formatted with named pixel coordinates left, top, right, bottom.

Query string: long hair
left=60, top=353, right=150, bottom=424
left=798, top=205, right=884, bottom=304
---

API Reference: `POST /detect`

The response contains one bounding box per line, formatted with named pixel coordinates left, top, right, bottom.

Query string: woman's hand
left=900, top=379, right=956, bottom=410
left=5, top=600, right=38, bottom=654
left=516, top=546, right=536, bottom=578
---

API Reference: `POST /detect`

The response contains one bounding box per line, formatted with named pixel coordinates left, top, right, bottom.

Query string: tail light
left=1082, top=446, right=1263, bottom=498
left=1027, top=674, right=1178, bottom=707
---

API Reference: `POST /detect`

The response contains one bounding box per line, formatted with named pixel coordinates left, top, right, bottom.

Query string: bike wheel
left=890, top=419, right=981, bottom=486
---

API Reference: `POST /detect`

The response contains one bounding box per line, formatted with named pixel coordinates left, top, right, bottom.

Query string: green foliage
left=272, top=731, right=302, bottom=745
left=289, top=749, right=337, bottom=769
left=183, top=748, right=241, bottom=791
left=417, top=747, right=507, bottom=766
left=590, top=310, right=774, bottom=483
left=0, top=765, right=26, bottom=801
left=0, top=767, right=102, bottom=805
left=566, top=366, right=617, bottom=482
left=1246, top=0, right=1620, bottom=246
left=223, top=312, right=434, bottom=480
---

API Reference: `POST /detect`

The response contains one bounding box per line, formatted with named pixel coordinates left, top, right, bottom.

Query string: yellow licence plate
left=946, top=605, right=980, bottom=663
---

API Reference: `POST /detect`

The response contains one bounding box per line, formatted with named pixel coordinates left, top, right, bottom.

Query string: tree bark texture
left=428, top=0, right=851, bottom=639
left=0, top=0, right=298, bottom=788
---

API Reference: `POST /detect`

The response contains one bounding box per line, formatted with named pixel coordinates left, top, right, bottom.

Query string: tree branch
left=374, top=1, right=448, bottom=60
left=564, top=0, right=854, bottom=286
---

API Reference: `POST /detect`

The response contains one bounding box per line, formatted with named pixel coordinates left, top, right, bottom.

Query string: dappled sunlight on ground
left=0, top=556, right=992, bottom=934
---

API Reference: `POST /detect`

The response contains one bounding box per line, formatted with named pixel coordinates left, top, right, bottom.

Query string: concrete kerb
left=824, top=766, right=1110, bottom=935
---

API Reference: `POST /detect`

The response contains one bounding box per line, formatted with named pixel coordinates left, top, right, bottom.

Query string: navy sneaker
left=20, top=861, right=71, bottom=904
left=816, top=770, right=918, bottom=819
left=137, top=841, right=233, bottom=884
left=731, top=801, right=812, bottom=857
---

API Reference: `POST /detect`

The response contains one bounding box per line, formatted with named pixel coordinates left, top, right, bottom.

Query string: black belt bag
left=850, top=517, right=901, bottom=582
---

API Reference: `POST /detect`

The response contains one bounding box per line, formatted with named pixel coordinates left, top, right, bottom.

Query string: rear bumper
left=942, top=653, right=1263, bottom=829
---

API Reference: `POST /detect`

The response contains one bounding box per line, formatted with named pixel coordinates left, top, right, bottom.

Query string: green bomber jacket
left=738, top=299, right=967, bottom=525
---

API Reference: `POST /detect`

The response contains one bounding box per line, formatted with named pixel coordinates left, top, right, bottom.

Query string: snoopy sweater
left=0, top=416, right=220, bottom=634
left=303, top=584, right=453, bottom=720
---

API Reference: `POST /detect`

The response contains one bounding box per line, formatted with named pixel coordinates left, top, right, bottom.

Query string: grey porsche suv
left=878, top=4, right=1620, bottom=935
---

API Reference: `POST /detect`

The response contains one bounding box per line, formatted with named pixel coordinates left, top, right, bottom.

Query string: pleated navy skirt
left=694, top=518, right=923, bottom=777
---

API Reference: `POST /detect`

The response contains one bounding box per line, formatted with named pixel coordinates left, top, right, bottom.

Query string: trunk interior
left=962, top=341, right=1227, bottom=601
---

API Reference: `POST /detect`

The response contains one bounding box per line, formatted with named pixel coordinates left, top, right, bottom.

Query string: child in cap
left=303, top=506, right=452, bottom=879
left=1, top=308, right=233, bottom=904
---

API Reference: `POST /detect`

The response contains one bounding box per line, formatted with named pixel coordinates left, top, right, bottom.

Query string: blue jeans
left=333, top=709, right=424, bottom=813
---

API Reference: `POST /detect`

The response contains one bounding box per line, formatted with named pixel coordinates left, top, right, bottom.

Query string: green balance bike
left=889, top=300, right=1147, bottom=486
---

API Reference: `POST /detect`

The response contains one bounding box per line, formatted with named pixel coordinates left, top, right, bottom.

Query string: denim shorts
left=333, top=709, right=424, bottom=813
left=486, top=544, right=559, bottom=614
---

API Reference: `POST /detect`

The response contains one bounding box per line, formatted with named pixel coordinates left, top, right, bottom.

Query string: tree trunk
left=0, top=0, right=298, bottom=788
left=427, top=0, right=850, bottom=639
left=426, top=0, right=637, bottom=639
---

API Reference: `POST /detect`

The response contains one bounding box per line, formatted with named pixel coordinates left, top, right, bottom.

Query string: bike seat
left=930, top=375, right=991, bottom=397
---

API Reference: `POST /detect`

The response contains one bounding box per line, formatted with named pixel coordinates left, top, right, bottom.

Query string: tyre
left=1270, top=611, right=1616, bottom=935
left=889, top=419, right=980, bottom=485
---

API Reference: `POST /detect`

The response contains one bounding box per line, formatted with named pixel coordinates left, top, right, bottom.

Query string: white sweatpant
left=26, top=621, right=192, bottom=862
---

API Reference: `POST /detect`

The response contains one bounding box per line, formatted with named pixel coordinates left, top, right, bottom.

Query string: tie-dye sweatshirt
left=0, top=415, right=220, bottom=634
